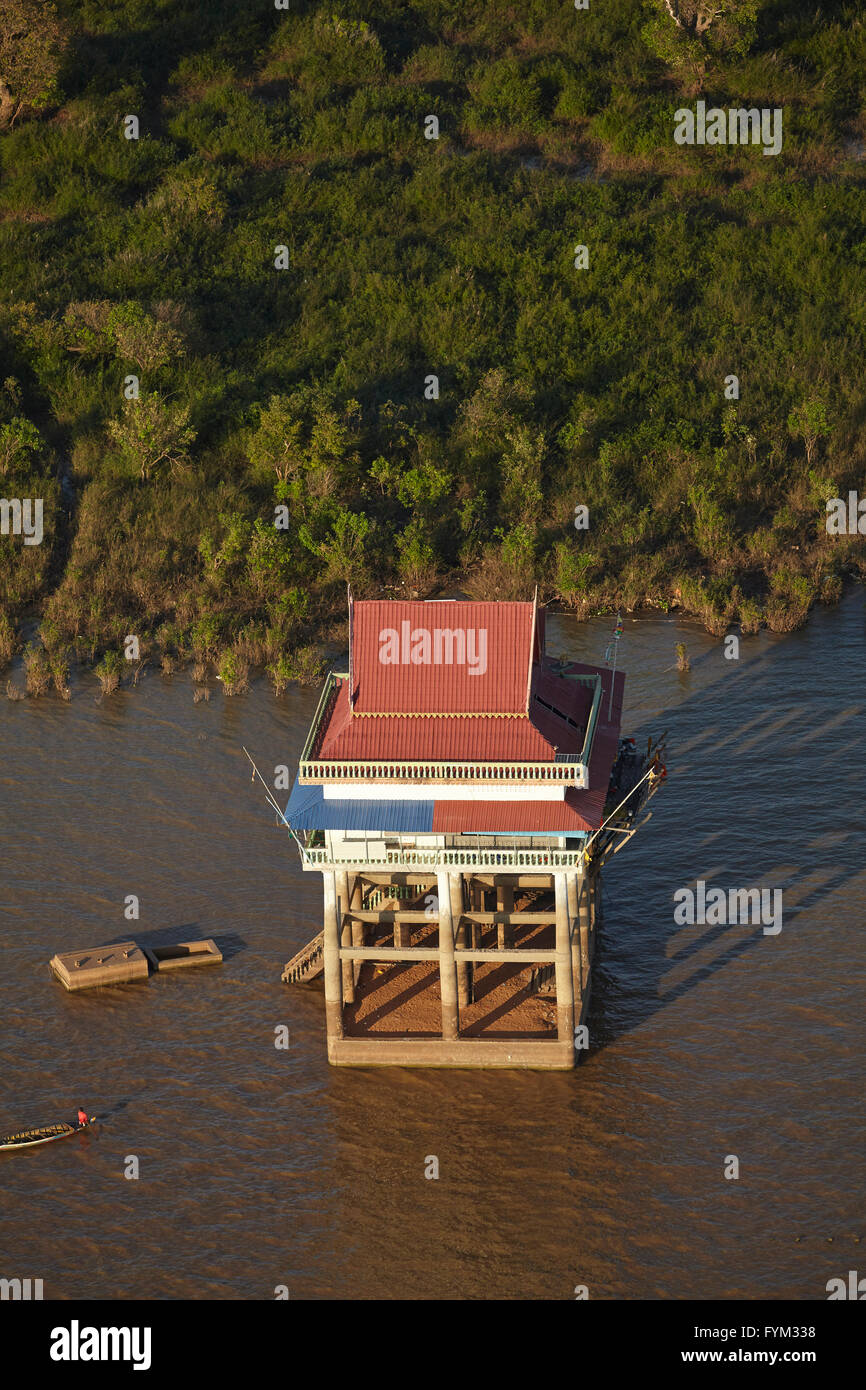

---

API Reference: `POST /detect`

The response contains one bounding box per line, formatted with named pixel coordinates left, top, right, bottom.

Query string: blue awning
left=285, top=781, right=434, bottom=833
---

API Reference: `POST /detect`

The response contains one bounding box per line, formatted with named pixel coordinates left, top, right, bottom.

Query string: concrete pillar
left=554, top=874, right=575, bottom=1044
left=350, top=876, right=364, bottom=987
left=578, top=872, right=591, bottom=989
left=584, top=873, right=595, bottom=963
left=323, top=870, right=343, bottom=1041
left=566, top=872, right=583, bottom=1016
left=437, top=870, right=459, bottom=1040
left=337, top=870, right=353, bottom=1003
left=453, top=874, right=471, bottom=1007
left=496, top=882, right=514, bottom=949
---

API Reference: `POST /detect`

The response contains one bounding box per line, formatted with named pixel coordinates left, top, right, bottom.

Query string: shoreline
left=3, top=574, right=862, bottom=703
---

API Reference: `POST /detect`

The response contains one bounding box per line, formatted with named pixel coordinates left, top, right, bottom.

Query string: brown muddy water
left=1, top=594, right=864, bottom=1300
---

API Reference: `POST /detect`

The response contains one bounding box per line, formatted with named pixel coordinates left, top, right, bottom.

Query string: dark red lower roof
left=314, top=659, right=613, bottom=766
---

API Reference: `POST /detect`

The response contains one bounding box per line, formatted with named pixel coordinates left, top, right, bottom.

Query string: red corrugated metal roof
left=350, top=600, right=536, bottom=715
left=317, top=682, right=554, bottom=760
left=314, top=660, right=607, bottom=766
left=431, top=790, right=603, bottom=835
left=309, top=665, right=624, bottom=815
left=430, top=666, right=624, bottom=828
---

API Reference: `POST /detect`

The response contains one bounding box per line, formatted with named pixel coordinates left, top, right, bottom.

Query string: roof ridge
left=352, top=710, right=530, bottom=719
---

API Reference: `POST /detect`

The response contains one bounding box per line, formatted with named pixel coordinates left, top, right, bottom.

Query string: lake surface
left=1, top=592, right=864, bottom=1300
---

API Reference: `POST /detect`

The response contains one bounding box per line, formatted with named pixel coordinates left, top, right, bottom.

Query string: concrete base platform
left=143, top=939, right=222, bottom=972
left=328, top=1036, right=575, bottom=1069
left=50, top=941, right=149, bottom=991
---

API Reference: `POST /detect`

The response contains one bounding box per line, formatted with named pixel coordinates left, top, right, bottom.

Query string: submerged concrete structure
left=281, top=596, right=662, bottom=1068
left=50, top=938, right=222, bottom=990
left=50, top=941, right=149, bottom=991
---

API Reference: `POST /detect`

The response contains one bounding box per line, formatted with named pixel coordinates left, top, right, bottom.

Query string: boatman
left=76, top=1107, right=89, bottom=1128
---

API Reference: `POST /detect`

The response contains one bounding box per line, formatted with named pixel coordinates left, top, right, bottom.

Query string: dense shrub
left=0, top=0, right=864, bottom=683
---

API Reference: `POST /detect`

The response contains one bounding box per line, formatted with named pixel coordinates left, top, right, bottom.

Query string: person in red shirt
left=76, top=1107, right=89, bottom=1128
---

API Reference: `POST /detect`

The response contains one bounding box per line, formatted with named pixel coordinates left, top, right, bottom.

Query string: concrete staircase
left=281, top=931, right=324, bottom=985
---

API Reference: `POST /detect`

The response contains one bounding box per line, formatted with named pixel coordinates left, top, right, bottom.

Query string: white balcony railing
left=299, top=757, right=589, bottom=787
left=299, top=844, right=587, bottom=873
left=297, top=666, right=604, bottom=792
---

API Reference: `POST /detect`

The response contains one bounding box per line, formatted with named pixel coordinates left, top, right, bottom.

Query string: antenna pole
left=607, top=611, right=622, bottom=720
left=243, top=746, right=290, bottom=828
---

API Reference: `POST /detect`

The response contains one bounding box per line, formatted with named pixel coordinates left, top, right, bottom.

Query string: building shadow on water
left=584, top=622, right=866, bottom=1051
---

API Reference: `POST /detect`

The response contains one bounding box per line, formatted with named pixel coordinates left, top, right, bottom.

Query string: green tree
left=552, top=541, right=597, bottom=607
left=246, top=518, right=293, bottom=599
left=500, top=426, right=544, bottom=532
left=248, top=396, right=305, bottom=485
left=688, top=482, right=732, bottom=558
left=787, top=400, right=830, bottom=469
left=652, top=0, right=762, bottom=46
left=396, top=519, right=437, bottom=593
left=642, top=0, right=764, bottom=71
left=395, top=460, right=451, bottom=514
left=0, top=0, right=68, bottom=127
left=107, top=392, right=195, bottom=481
left=107, top=303, right=184, bottom=374
left=299, top=507, right=370, bottom=585
left=307, top=398, right=361, bottom=476
left=64, top=301, right=186, bottom=372
left=0, top=416, right=44, bottom=475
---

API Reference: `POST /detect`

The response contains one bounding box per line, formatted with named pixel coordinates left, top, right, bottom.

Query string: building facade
left=280, top=595, right=660, bottom=1068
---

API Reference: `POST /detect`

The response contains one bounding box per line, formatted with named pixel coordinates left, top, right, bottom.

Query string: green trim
left=299, top=671, right=344, bottom=764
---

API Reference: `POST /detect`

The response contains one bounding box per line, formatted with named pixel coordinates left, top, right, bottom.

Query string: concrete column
left=437, top=870, right=459, bottom=1040
left=496, top=882, right=514, bottom=949
left=453, top=874, right=471, bottom=1007
left=323, top=870, right=343, bottom=1041
left=472, top=884, right=483, bottom=949
left=554, top=874, right=575, bottom=1044
left=350, top=876, right=364, bottom=987
left=336, top=870, right=353, bottom=1004
left=586, top=874, right=594, bottom=963
left=567, top=872, right=583, bottom=1016
left=578, top=872, right=591, bottom=989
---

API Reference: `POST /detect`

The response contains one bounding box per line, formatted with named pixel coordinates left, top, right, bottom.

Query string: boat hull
left=0, top=1122, right=92, bottom=1151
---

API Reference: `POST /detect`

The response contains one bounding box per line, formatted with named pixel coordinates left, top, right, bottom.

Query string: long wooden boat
left=0, top=1120, right=94, bottom=1151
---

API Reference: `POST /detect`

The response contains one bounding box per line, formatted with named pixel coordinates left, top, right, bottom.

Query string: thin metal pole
left=582, top=762, right=657, bottom=864
left=607, top=613, right=622, bottom=721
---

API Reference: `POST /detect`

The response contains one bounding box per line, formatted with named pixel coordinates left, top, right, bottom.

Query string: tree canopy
left=0, top=0, right=67, bottom=127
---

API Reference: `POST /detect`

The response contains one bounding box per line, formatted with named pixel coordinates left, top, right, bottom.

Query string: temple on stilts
left=276, top=594, right=664, bottom=1069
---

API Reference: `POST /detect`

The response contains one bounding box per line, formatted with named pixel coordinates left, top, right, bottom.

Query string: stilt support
left=437, top=870, right=460, bottom=1041
left=323, top=870, right=343, bottom=1042
left=554, top=874, right=575, bottom=1045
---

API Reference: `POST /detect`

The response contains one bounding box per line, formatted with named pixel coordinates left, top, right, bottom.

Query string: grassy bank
left=1, top=0, right=865, bottom=695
